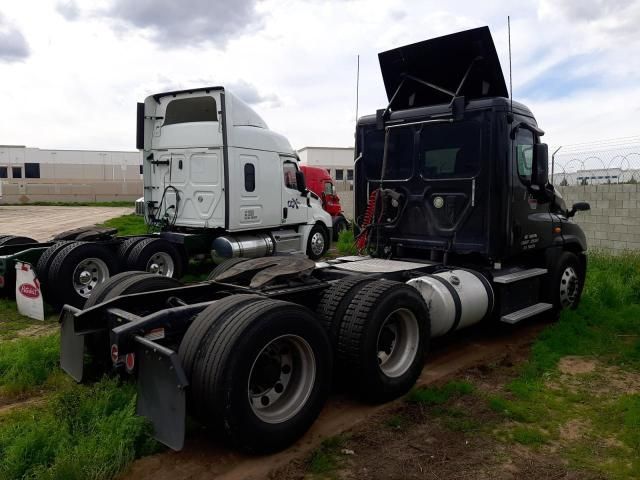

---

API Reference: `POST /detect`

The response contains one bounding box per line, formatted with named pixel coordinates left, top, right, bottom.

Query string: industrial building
left=0, top=145, right=142, bottom=203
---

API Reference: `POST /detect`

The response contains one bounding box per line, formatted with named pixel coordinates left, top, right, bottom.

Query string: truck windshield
left=419, top=120, right=481, bottom=179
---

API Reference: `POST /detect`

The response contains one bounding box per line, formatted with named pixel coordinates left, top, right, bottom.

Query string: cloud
left=0, top=14, right=29, bottom=62
left=56, top=0, right=79, bottom=20
left=226, top=80, right=281, bottom=107
left=104, top=0, right=264, bottom=48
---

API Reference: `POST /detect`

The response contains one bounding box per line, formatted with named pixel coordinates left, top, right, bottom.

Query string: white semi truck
left=0, top=87, right=332, bottom=308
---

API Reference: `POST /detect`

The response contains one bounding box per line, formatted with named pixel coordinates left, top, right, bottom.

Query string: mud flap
left=59, top=306, right=85, bottom=382
left=135, top=338, right=189, bottom=451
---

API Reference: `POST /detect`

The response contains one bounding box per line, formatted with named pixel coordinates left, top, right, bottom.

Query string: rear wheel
left=116, top=237, right=146, bottom=268
left=0, top=235, right=37, bottom=246
left=316, top=276, right=376, bottom=346
left=187, top=298, right=332, bottom=453
left=126, top=238, right=184, bottom=278
left=84, top=271, right=183, bottom=365
left=338, top=280, right=429, bottom=402
left=306, top=224, right=328, bottom=260
left=47, top=242, right=119, bottom=308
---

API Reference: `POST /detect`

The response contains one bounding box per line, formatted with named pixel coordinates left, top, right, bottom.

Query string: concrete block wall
left=0, top=180, right=142, bottom=203
left=558, top=184, right=640, bottom=252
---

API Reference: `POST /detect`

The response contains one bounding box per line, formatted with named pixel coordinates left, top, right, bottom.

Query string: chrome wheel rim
left=376, top=308, right=420, bottom=378
left=310, top=232, right=325, bottom=257
left=145, top=252, right=174, bottom=277
left=72, top=257, right=109, bottom=298
left=248, top=335, right=316, bottom=424
left=559, top=266, right=579, bottom=308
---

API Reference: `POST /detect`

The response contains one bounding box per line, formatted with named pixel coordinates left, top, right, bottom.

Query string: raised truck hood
left=378, top=26, right=508, bottom=110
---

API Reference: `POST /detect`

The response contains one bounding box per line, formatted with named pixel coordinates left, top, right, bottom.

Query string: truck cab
left=300, top=165, right=349, bottom=239
left=137, top=87, right=332, bottom=260
left=355, top=27, right=589, bottom=271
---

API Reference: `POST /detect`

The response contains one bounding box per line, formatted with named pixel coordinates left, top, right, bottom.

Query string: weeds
left=407, top=380, right=475, bottom=405
left=307, top=435, right=348, bottom=477
left=0, top=378, right=158, bottom=480
left=0, top=333, right=60, bottom=396
left=336, top=229, right=357, bottom=255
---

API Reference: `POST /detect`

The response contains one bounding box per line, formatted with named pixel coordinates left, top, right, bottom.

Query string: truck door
left=509, top=125, right=553, bottom=255
left=281, top=157, right=308, bottom=225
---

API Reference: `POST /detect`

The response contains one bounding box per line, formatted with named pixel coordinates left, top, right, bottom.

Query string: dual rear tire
left=36, top=237, right=184, bottom=308
left=179, top=296, right=332, bottom=453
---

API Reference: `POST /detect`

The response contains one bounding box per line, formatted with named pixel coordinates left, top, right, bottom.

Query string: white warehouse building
left=0, top=145, right=142, bottom=203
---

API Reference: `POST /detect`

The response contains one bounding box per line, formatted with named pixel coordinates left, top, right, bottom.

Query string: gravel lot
left=0, top=206, right=133, bottom=241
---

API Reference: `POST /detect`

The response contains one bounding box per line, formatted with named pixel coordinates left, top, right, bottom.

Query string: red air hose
left=356, top=190, right=380, bottom=251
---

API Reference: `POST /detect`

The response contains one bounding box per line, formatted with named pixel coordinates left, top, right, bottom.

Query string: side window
left=25, top=163, right=40, bottom=179
left=323, top=181, right=334, bottom=195
left=244, top=163, right=255, bottom=192
left=283, top=161, right=298, bottom=189
left=515, top=128, right=534, bottom=182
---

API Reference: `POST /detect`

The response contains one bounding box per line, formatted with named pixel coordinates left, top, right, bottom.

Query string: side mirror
left=568, top=202, right=590, bottom=218
left=136, top=102, right=145, bottom=150
left=532, top=143, right=549, bottom=186
left=295, top=170, right=307, bottom=195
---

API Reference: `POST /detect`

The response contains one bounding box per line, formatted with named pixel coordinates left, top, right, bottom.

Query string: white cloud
left=0, top=0, right=637, bottom=152
left=0, top=14, right=29, bottom=62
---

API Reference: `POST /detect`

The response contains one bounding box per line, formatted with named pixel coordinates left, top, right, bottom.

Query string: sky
left=0, top=0, right=639, bottom=153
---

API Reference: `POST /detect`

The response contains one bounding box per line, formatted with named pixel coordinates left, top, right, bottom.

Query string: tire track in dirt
left=121, top=320, right=547, bottom=480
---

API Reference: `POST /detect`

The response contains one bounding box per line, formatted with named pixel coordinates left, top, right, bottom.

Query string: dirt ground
left=120, top=321, right=550, bottom=480
left=274, top=345, right=604, bottom=480
left=0, top=205, right=133, bottom=241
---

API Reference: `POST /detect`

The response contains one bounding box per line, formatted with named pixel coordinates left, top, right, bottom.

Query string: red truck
left=300, top=165, right=349, bottom=240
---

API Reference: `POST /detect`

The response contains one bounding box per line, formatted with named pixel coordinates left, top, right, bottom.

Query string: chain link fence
left=551, top=136, right=640, bottom=186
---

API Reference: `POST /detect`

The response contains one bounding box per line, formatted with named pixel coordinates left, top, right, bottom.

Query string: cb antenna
left=508, top=16, right=513, bottom=113
left=355, top=54, right=360, bottom=122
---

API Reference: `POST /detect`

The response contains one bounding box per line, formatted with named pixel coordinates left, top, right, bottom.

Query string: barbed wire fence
left=551, top=136, right=640, bottom=186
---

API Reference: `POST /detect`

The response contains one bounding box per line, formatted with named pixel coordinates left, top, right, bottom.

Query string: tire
left=35, top=241, right=73, bottom=293
left=84, top=272, right=183, bottom=364
left=116, top=237, right=146, bottom=268
left=126, top=238, right=184, bottom=278
left=188, top=298, right=332, bottom=453
left=207, top=257, right=250, bottom=281
left=316, top=276, right=377, bottom=346
left=338, top=279, right=430, bottom=403
left=547, top=251, right=585, bottom=313
left=46, top=241, right=119, bottom=308
left=306, top=224, right=329, bottom=261
left=0, top=235, right=37, bottom=246
left=178, top=294, right=264, bottom=417
left=332, top=217, right=349, bottom=241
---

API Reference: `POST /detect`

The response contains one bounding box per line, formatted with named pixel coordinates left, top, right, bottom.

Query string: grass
left=1, top=201, right=136, bottom=208
left=407, top=380, right=475, bottom=405
left=0, top=378, right=158, bottom=480
left=98, top=214, right=147, bottom=236
left=0, top=298, right=58, bottom=340
left=0, top=333, right=60, bottom=396
left=336, top=229, right=357, bottom=256
left=307, top=435, right=348, bottom=478
left=482, top=250, right=640, bottom=478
